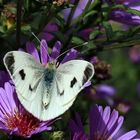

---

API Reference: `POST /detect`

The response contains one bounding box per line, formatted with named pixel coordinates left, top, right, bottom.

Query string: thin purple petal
left=106, top=109, right=119, bottom=131
left=61, top=49, right=78, bottom=64
left=82, top=81, right=91, bottom=89
left=117, top=130, right=138, bottom=140
left=50, top=41, right=61, bottom=60
left=100, top=106, right=111, bottom=135
left=40, top=39, right=49, bottom=64
left=110, top=116, right=124, bottom=138
left=26, top=42, right=40, bottom=62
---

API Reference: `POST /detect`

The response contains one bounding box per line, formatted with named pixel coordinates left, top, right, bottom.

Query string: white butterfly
left=3, top=51, right=94, bottom=121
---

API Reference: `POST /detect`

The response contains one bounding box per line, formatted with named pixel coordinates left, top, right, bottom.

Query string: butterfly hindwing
left=17, top=77, right=51, bottom=119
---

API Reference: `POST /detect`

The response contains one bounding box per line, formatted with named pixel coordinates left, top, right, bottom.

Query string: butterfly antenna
left=56, top=41, right=88, bottom=60
left=31, top=32, right=52, bottom=60
left=31, top=32, right=41, bottom=44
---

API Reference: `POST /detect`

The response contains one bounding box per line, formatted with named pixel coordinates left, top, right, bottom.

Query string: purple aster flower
left=0, top=81, right=55, bottom=138
left=108, top=0, right=140, bottom=25
left=25, top=39, right=78, bottom=65
left=69, top=105, right=140, bottom=140
left=63, top=0, right=94, bottom=22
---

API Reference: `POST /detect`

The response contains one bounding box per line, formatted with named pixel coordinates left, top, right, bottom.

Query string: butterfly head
left=46, top=62, right=57, bottom=70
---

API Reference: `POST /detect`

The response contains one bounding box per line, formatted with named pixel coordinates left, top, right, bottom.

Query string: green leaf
left=86, top=41, right=96, bottom=48
left=81, top=41, right=96, bottom=55
left=88, top=0, right=101, bottom=11
left=30, top=12, right=42, bottom=31
left=21, top=25, right=31, bottom=31
left=50, top=131, right=64, bottom=140
left=111, top=4, right=126, bottom=10
left=72, top=36, right=84, bottom=45
left=89, top=30, right=100, bottom=40
left=52, top=31, right=66, bottom=43
left=102, top=21, right=114, bottom=40
left=55, top=14, right=65, bottom=27
left=112, top=30, right=124, bottom=40
left=129, top=26, right=140, bottom=35
left=83, top=10, right=97, bottom=21
left=21, top=25, right=31, bottom=37
left=102, top=3, right=110, bottom=13
left=24, top=0, right=31, bottom=12
left=0, top=26, right=4, bottom=33
left=127, top=8, right=140, bottom=16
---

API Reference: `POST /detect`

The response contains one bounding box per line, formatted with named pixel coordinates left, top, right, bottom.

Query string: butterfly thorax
left=44, top=62, right=56, bottom=91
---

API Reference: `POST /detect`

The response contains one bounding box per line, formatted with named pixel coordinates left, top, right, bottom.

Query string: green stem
left=102, top=40, right=140, bottom=51
left=85, top=39, right=140, bottom=57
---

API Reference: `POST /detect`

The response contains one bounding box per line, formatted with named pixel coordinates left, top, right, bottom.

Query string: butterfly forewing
left=4, top=51, right=46, bottom=100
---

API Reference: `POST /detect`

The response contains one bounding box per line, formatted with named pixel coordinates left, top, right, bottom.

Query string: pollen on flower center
left=4, top=109, right=40, bottom=137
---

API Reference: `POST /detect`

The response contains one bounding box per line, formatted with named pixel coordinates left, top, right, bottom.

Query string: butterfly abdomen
left=42, top=69, right=56, bottom=108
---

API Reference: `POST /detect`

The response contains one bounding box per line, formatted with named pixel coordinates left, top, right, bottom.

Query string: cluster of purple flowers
left=0, top=40, right=139, bottom=139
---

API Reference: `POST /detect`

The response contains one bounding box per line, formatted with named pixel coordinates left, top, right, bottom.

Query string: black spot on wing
left=60, top=90, right=64, bottom=96
left=4, top=52, right=15, bottom=74
left=70, top=77, right=77, bottom=88
left=83, top=64, right=93, bottom=85
left=29, top=84, right=33, bottom=91
left=19, top=69, right=26, bottom=80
